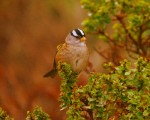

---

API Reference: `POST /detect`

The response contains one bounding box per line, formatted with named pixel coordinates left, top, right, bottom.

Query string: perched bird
left=44, top=28, right=89, bottom=78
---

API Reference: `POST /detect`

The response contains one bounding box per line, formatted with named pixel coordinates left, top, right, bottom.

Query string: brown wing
left=43, top=44, right=64, bottom=78
left=55, top=43, right=69, bottom=64
left=56, top=44, right=63, bottom=52
left=53, top=43, right=64, bottom=68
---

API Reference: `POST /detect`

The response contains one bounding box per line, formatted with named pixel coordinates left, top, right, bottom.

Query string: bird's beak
left=80, top=37, right=86, bottom=42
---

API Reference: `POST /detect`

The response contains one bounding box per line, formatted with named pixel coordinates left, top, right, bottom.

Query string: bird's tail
left=43, top=69, right=57, bottom=78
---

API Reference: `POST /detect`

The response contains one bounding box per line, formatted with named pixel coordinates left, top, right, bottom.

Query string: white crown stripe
left=78, top=29, right=84, bottom=36
left=72, top=30, right=78, bottom=36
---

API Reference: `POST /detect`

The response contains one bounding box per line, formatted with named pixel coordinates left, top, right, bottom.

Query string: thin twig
left=116, top=15, right=138, bottom=46
left=94, top=47, right=109, bottom=60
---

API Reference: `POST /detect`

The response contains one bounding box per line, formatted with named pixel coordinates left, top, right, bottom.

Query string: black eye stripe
left=75, top=29, right=84, bottom=37
left=70, top=29, right=85, bottom=38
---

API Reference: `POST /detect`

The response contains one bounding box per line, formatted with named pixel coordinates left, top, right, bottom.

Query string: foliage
left=0, top=59, right=149, bottom=119
left=59, top=58, right=150, bottom=120
left=0, top=107, right=51, bottom=120
left=81, top=0, right=150, bottom=61
left=58, top=63, right=83, bottom=119
left=0, top=107, right=13, bottom=120
left=26, top=106, right=51, bottom=120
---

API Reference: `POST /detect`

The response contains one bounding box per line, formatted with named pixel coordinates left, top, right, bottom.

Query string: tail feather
left=43, top=69, right=57, bottom=78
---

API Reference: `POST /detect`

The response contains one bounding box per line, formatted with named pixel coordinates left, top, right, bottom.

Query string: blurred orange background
left=0, top=0, right=111, bottom=120
left=0, top=0, right=85, bottom=119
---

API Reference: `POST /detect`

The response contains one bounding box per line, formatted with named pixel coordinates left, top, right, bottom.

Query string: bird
left=43, top=28, right=89, bottom=78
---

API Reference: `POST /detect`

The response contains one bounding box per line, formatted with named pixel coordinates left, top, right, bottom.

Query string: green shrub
left=59, top=58, right=150, bottom=120
left=0, top=107, right=13, bottom=120
left=81, top=0, right=150, bottom=60
left=26, top=107, right=51, bottom=120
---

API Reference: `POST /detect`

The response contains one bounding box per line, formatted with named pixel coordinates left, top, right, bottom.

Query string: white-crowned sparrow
left=44, top=28, right=89, bottom=78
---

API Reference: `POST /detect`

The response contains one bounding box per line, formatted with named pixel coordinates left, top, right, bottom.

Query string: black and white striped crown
left=70, top=28, right=85, bottom=38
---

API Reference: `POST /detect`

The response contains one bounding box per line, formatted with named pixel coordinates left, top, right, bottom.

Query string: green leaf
left=143, top=110, right=149, bottom=116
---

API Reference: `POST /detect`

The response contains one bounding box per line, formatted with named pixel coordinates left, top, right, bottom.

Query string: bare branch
left=97, top=29, right=124, bottom=48
left=116, top=15, right=138, bottom=46
left=94, top=47, right=109, bottom=60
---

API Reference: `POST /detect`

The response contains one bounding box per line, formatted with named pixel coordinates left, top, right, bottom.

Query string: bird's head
left=65, top=28, right=86, bottom=46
